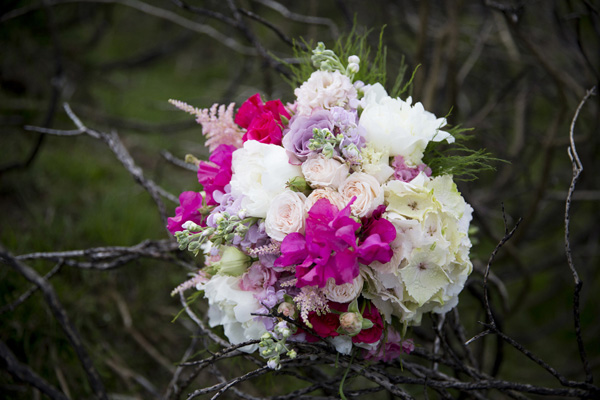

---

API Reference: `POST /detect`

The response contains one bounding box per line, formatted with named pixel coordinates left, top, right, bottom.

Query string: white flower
left=295, top=70, right=357, bottom=116
left=204, top=275, right=267, bottom=352
left=265, top=190, right=307, bottom=242
left=305, top=187, right=347, bottom=212
left=339, top=172, right=384, bottom=218
left=323, top=275, right=364, bottom=303
left=301, top=154, right=349, bottom=189
left=230, top=141, right=302, bottom=218
left=359, top=85, right=453, bottom=164
left=360, top=143, right=395, bottom=184
left=329, top=335, right=353, bottom=355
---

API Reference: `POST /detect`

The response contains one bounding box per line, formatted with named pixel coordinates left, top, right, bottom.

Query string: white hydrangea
left=360, top=174, right=473, bottom=326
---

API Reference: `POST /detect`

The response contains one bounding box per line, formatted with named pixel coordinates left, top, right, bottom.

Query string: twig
left=0, top=340, right=69, bottom=400
left=0, top=248, right=108, bottom=400
left=564, top=85, right=596, bottom=384
left=0, top=261, right=63, bottom=314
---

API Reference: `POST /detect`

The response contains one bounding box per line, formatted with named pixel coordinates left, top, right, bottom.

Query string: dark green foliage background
left=1, top=0, right=599, bottom=398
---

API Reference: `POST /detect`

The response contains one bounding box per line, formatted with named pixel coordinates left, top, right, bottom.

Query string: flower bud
left=287, top=349, right=297, bottom=359
left=347, top=63, right=360, bottom=74
left=348, top=55, right=360, bottom=64
left=277, top=302, right=297, bottom=318
left=338, top=312, right=363, bottom=336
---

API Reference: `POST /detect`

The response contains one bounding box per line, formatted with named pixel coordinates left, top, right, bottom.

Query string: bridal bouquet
left=168, top=42, right=477, bottom=368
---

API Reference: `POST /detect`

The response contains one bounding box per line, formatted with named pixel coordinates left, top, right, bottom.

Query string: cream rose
left=324, top=275, right=364, bottom=303
left=265, top=190, right=307, bottom=242
left=301, top=154, right=349, bottom=189
left=339, top=172, right=384, bottom=217
left=305, top=187, right=347, bottom=212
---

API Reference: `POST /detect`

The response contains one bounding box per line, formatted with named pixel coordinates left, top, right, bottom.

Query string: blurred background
left=1, top=0, right=599, bottom=398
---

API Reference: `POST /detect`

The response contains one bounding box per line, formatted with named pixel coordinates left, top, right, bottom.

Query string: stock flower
left=295, top=70, right=357, bottom=115
left=230, top=141, right=302, bottom=218
left=240, top=261, right=278, bottom=294
left=197, top=144, right=235, bottom=206
left=167, top=191, right=204, bottom=234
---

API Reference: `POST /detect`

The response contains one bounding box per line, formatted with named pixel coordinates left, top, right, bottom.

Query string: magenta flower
left=167, top=191, right=204, bottom=234
left=274, top=199, right=396, bottom=288
left=197, top=144, right=235, bottom=206
left=234, top=93, right=290, bottom=145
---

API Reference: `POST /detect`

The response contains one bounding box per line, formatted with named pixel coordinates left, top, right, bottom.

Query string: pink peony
left=167, top=191, right=204, bottom=234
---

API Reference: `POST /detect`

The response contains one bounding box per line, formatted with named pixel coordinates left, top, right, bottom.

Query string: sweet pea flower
left=235, top=93, right=290, bottom=145
left=197, top=144, right=235, bottom=206
left=167, top=191, right=204, bottom=234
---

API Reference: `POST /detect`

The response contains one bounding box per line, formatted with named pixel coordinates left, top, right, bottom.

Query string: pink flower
left=240, top=261, right=278, bottom=294
left=197, top=144, right=235, bottom=206
left=275, top=199, right=396, bottom=288
left=365, top=327, right=413, bottom=362
left=392, top=155, right=432, bottom=182
left=235, top=94, right=290, bottom=145
left=167, top=191, right=204, bottom=234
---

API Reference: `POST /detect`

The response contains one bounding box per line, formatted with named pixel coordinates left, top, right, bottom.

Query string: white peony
left=230, top=141, right=303, bottom=218
left=301, top=154, right=349, bottom=189
left=359, top=85, right=453, bottom=165
left=294, top=70, right=357, bottom=116
left=265, top=190, right=307, bottom=242
left=339, top=172, right=384, bottom=218
left=203, top=274, right=267, bottom=352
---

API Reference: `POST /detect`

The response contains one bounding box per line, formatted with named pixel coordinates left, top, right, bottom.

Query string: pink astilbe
left=169, top=99, right=244, bottom=151
left=294, top=286, right=330, bottom=325
left=171, top=270, right=210, bottom=296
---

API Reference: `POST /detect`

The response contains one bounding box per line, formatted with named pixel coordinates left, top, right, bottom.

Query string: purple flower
left=167, top=191, right=204, bottom=234
left=282, top=109, right=334, bottom=163
left=365, top=327, right=413, bottom=362
left=392, top=155, right=432, bottom=182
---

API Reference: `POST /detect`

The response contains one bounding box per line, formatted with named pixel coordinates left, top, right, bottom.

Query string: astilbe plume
left=169, top=99, right=244, bottom=151
left=294, top=286, right=330, bottom=325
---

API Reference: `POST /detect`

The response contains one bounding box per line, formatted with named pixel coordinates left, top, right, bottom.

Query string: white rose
left=339, top=172, right=384, bottom=218
left=265, top=190, right=307, bottom=242
left=230, top=141, right=302, bottom=218
left=301, top=154, right=349, bottom=189
left=323, top=275, right=364, bottom=303
left=204, top=275, right=267, bottom=352
left=359, top=90, right=453, bottom=164
left=305, top=187, right=347, bottom=212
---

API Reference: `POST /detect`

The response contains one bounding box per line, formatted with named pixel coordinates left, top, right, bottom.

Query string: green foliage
left=423, top=127, right=506, bottom=181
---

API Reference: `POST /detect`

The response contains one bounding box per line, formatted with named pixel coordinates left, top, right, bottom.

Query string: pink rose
left=301, top=154, right=349, bottom=189
left=265, top=190, right=307, bottom=242
left=305, top=188, right=346, bottom=212
left=339, top=172, right=384, bottom=218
